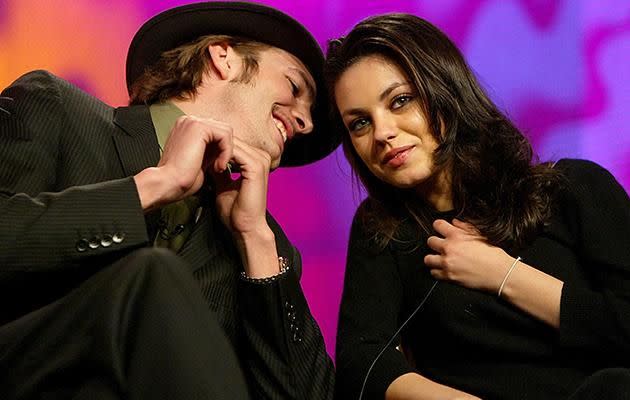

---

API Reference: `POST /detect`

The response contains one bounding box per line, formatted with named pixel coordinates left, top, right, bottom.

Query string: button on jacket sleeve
left=0, top=71, right=150, bottom=322
left=0, top=71, right=335, bottom=398
left=238, top=214, right=335, bottom=400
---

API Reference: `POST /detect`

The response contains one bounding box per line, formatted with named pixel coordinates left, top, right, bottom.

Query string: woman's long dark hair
left=325, top=13, right=563, bottom=250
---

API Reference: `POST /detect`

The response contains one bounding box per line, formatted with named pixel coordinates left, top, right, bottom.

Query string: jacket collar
left=112, top=105, right=160, bottom=176
left=112, top=105, right=162, bottom=241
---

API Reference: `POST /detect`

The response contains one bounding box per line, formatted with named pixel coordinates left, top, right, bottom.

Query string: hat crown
left=126, top=1, right=340, bottom=166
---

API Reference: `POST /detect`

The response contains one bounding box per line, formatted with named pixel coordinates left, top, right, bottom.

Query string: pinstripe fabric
left=0, top=71, right=152, bottom=324
left=0, top=70, right=334, bottom=399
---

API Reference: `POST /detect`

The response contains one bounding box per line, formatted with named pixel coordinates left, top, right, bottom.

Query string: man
left=0, top=2, right=339, bottom=399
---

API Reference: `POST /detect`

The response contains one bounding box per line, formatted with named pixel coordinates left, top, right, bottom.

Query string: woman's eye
left=392, top=95, right=413, bottom=109
left=348, top=118, right=369, bottom=132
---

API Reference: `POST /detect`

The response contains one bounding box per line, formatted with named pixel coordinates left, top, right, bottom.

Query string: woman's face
left=335, top=55, right=440, bottom=191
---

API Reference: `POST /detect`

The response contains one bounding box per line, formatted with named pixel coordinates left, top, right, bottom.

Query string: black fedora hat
left=126, top=1, right=340, bottom=167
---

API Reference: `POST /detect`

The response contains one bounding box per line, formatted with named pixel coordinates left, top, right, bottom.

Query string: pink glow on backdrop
left=518, top=0, right=563, bottom=29
left=2, top=0, right=629, bottom=359
left=514, top=19, right=630, bottom=150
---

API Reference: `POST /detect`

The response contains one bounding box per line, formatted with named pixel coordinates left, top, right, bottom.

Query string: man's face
left=217, top=47, right=316, bottom=169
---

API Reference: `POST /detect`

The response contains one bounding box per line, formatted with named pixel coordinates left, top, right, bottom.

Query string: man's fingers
left=227, top=137, right=272, bottom=178
left=202, top=120, right=233, bottom=173
left=210, top=166, right=236, bottom=189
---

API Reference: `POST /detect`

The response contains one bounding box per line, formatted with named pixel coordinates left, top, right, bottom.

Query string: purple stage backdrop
left=2, top=0, right=629, bottom=358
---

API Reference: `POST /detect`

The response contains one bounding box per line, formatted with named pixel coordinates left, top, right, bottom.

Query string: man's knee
left=90, top=247, right=212, bottom=340
left=586, top=367, right=630, bottom=382
left=590, top=368, right=630, bottom=388
left=123, top=247, right=183, bottom=270
left=570, top=368, right=630, bottom=399
left=92, top=248, right=200, bottom=312
left=117, top=247, right=193, bottom=285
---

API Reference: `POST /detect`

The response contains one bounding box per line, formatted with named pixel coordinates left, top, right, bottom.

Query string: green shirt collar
left=149, top=102, right=186, bottom=152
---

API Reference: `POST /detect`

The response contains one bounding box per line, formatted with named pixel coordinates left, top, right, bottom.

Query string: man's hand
left=212, top=137, right=271, bottom=235
left=212, top=137, right=280, bottom=278
left=134, top=115, right=233, bottom=212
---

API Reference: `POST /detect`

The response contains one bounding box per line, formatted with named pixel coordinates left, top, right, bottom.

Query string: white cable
left=358, top=280, right=439, bottom=400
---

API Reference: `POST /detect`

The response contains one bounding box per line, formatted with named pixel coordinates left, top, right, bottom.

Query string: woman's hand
left=424, top=218, right=563, bottom=327
left=386, top=372, right=483, bottom=400
left=423, top=218, right=514, bottom=294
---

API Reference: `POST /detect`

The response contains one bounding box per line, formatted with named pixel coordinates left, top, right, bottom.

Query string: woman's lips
left=382, top=145, right=414, bottom=167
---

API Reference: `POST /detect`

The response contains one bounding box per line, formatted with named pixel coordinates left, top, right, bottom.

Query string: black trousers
left=0, top=248, right=249, bottom=400
left=568, top=368, right=630, bottom=400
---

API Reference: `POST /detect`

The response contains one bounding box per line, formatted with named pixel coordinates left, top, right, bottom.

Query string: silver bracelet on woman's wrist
left=497, top=256, right=521, bottom=298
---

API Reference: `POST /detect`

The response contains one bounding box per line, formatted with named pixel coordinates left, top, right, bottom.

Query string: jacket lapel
left=112, top=105, right=161, bottom=239
left=112, top=105, right=160, bottom=176
left=112, top=105, right=221, bottom=266
left=178, top=205, right=220, bottom=272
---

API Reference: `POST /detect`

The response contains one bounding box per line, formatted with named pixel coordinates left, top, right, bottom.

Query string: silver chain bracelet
left=240, top=256, right=289, bottom=284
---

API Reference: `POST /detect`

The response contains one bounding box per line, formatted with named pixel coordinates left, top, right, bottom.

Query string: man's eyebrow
left=290, top=67, right=316, bottom=101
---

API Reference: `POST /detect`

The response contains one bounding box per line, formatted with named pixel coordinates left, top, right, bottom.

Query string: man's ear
left=207, top=43, right=240, bottom=81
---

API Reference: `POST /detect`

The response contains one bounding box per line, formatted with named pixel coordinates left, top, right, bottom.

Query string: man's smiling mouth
left=273, top=117, right=288, bottom=143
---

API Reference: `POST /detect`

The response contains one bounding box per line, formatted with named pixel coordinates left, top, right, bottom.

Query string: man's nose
left=292, top=104, right=314, bottom=135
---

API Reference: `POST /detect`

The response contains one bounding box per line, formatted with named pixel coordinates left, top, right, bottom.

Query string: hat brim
left=126, top=1, right=340, bottom=167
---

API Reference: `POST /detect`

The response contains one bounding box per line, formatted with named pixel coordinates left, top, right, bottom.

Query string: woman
left=326, top=13, right=630, bottom=400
